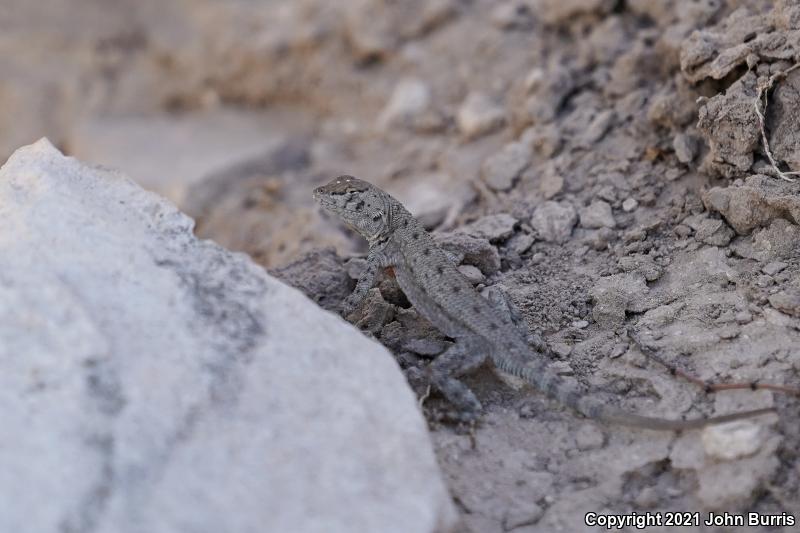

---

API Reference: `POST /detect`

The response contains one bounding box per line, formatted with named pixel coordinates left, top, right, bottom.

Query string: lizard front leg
left=342, top=246, right=396, bottom=315
left=427, top=335, right=490, bottom=421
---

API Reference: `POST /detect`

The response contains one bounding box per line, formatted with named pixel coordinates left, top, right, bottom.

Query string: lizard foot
left=424, top=337, right=488, bottom=422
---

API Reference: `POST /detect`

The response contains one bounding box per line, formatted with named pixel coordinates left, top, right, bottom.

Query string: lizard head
left=313, top=175, right=393, bottom=242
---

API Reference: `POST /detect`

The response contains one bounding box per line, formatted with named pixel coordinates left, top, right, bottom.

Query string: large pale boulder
left=0, top=139, right=457, bottom=533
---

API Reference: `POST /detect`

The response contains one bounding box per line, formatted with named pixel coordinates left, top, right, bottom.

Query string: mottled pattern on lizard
left=313, top=175, right=775, bottom=430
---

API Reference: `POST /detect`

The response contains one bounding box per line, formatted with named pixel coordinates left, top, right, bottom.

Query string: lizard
left=313, top=175, right=777, bottom=430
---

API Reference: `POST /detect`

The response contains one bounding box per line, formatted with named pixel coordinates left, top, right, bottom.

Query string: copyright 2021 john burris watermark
left=584, top=511, right=796, bottom=529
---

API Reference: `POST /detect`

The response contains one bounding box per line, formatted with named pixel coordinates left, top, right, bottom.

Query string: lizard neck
left=367, top=196, right=409, bottom=247
left=386, top=202, right=416, bottom=236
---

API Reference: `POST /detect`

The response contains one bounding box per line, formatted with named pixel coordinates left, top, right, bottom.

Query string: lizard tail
left=493, top=357, right=775, bottom=431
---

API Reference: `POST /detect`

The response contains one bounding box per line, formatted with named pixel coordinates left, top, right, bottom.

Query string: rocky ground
left=3, top=0, right=800, bottom=532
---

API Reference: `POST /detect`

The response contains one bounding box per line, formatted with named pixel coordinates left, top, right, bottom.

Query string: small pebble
left=673, top=224, right=692, bottom=238
left=524, top=68, right=545, bottom=93
left=510, top=232, right=535, bottom=254
left=530, top=201, right=577, bottom=243
left=635, top=487, right=660, bottom=508
left=525, top=124, right=562, bottom=158
left=596, top=185, right=616, bottom=203
left=718, top=325, right=739, bottom=339
left=457, top=92, right=505, bottom=139
left=482, top=142, right=531, bottom=192
left=623, top=229, right=646, bottom=243
left=490, top=1, right=533, bottom=30
left=519, top=403, right=538, bottom=418
left=609, top=342, right=628, bottom=358
left=551, top=342, right=572, bottom=357
left=539, top=167, right=565, bottom=199
left=345, top=257, right=368, bottom=279
left=458, top=264, right=485, bottom=284
left=622, top=198, right=638, bottom=212
left=673, top=133, right=697, bottom=163
left=572, top=320, right=589, bottom=329
left=768, top=289, right=800, bottom=317
left=762, top=261, right=788, bottom=276
left=503, top=503, right=544, bottom=529
left=579, top=200, right=616, bottom=229
left=377, top=78, right=431, bottom=129
left=755, top=274, right=774, bottom=288
left=702, top=421, right=763, bottom=460
left=549, top=361, right=573, bottom=375
left=463, top=213, right=518, bottom=242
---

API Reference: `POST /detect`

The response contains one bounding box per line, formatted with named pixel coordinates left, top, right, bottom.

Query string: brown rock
left=696, top=72, right=759, bottom=178
left=768, top=289, right=800, bottom=317
left=703, top=175, right=800, bottom=234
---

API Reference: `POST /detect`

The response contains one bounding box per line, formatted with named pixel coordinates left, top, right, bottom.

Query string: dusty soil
left=4, top=1, right=800, bottom=531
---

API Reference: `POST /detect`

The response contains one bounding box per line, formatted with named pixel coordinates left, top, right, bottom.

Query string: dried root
left=629, top=330, right=800, bottom=398
left=753, top=62, right=800, bottom=182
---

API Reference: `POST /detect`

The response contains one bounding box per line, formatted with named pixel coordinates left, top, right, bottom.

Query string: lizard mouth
left=313, top=194, right=333, bottom=209
left=314, top=195, right=356, bottom=215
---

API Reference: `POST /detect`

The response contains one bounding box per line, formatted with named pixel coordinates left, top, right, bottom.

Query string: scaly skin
left=313, top=175, right=774, bottom=430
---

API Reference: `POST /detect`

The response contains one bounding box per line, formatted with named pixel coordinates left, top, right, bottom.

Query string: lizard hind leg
left=426, top=336, right=490, bottom=421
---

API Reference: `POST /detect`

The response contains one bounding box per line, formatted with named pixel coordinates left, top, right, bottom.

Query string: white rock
left=530, top=201, right=577, bottom=243
left=463, top=213, right=518, bottom=242
left=525, top=124, right=563, bottom=157
left=0, top=139, right=457, bottom=533
left=490, top=1, right=533, bottom=29
left=378, top=78, right=432, bottom=129
left=524, top=68, right=546, bottom=93
left=457, top=92, right=506, bottom=139
left=538, top=164, right=565, bottom=199
left=578, top=109, right=615, bottom=146
left=622, top=197, right=638, bottom=212
left=673, top=133, right=697, bottom=163
left=694, top=218, right=735, bottom=246
left=481, top=142, right=531, bottom=191
left=398, top=175, right=475, bottom=230
left=509, top=232, right=535, bottom=254
left=579, top=200, right=616, bottom=229
left=696, top=428, right=781, bottom=509
left=524, top=65, right=575, bottom=123
left=762, top=261, right=788, bottom=276
left=702, top=421, right=764, bottom=461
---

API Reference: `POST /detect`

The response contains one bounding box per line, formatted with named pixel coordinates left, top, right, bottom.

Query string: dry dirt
left=3, top=1, right=800, bottom=531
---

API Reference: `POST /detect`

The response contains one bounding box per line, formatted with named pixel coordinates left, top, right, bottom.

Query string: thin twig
left=753, top=62, right=800, bottom=182
left=628, top=330, right=800, bottom=397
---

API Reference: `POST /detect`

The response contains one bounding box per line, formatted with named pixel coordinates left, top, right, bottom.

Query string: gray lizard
left=313, top=175, right=775, bottom=430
